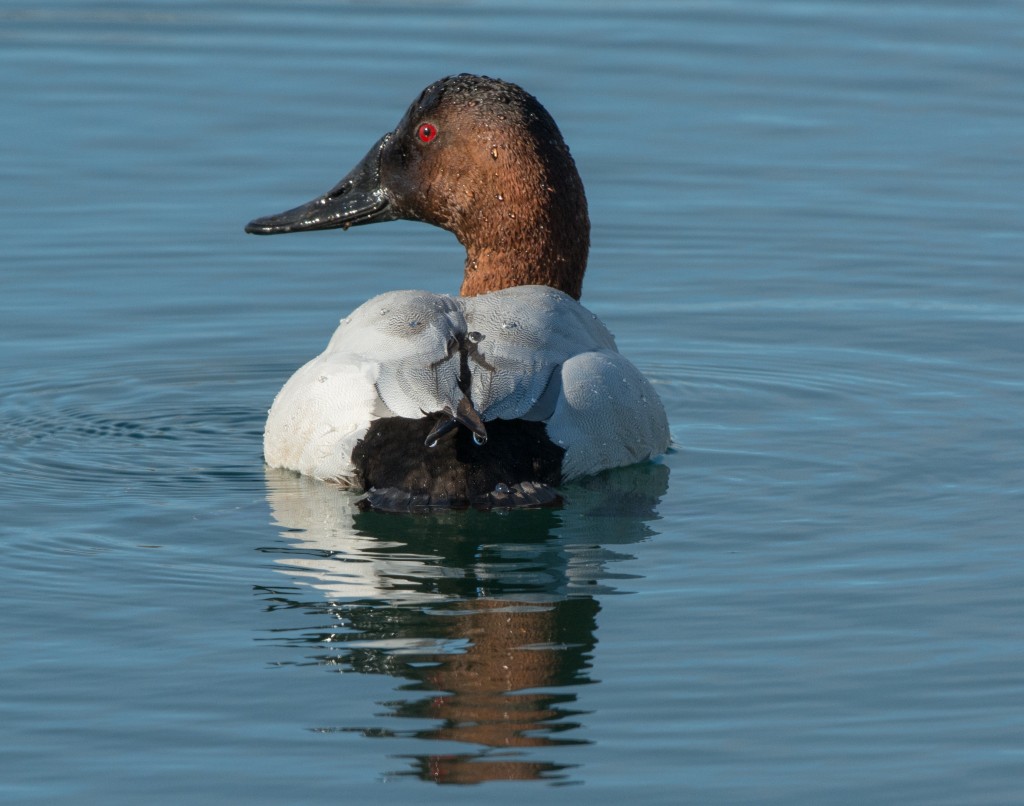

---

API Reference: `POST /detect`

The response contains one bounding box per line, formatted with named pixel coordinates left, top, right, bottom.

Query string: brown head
left=245, top=74, right=590, bottom=299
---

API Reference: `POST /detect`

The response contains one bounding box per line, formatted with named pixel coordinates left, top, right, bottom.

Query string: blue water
left=2, top=2, right=1022, bottom=803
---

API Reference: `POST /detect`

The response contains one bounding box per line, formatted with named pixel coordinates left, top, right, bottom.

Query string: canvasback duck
left=247, top=74, right=669, bottom=510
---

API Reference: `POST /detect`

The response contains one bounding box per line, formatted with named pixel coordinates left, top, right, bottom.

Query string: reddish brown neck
left=454, top=178, right=589, bottom=300
left=460, top=241, right=586, bottom=299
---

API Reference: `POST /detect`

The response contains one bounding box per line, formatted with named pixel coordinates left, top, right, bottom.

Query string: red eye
left=417, top=123, right=438, bottom=143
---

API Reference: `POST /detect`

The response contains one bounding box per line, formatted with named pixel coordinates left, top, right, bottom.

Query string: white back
left=263, top=286, right=669, bottom=482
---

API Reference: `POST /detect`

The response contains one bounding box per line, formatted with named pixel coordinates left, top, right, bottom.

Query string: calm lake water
left=2, top=1, right=1022, bottom=803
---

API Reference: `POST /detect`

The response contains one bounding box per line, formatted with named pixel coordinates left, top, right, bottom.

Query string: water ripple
left=1, top=362, right=267, bottom=495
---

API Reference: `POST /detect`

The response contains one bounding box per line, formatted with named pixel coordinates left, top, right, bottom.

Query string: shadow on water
left=257, top=463, right=670, bottom=785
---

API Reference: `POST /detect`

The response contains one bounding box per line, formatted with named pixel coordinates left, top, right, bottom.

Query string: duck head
left=246, top=74, right=590, bottom=300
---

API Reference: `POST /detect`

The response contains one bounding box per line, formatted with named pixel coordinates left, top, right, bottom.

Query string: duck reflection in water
left=259, top=463, right=669, bottom=784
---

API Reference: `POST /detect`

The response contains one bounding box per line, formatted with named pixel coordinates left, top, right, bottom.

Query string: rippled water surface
left=2, top=2, right=1022, bottom=803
